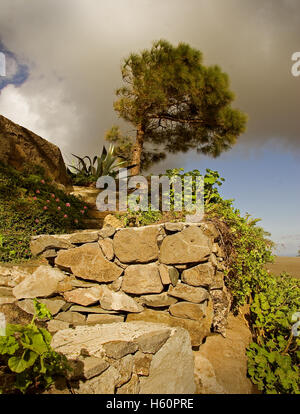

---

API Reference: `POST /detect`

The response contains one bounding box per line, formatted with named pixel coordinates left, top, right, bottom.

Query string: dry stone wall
left=2, top=221, right=231, bottom=348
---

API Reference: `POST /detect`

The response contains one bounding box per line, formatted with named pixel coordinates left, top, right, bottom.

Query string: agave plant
left=69, top=144, right=135, bottom=182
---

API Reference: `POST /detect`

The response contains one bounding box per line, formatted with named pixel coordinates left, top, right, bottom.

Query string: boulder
left=12, top=266, right=66, bottom=299
left=159, top=226, right=212, bottom=264
left=114, top=227, right=159, bottom=263
left=168, top=283, right=209, bottom=303
left=122, top=264, right=163, bottom=295
left=0, top=114, right=71, bottom=186
left=181, top=263, right=215, bottom=287
left=55, top=243, right=122, bottom=283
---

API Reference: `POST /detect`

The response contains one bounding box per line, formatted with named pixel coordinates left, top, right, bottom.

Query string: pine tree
left=108, top=39, right=247, bottom=175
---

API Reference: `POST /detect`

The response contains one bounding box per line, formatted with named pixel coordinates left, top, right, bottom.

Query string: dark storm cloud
left=0, top=0, right=299, bottom=164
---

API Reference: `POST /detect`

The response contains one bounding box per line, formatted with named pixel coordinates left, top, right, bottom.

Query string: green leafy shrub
left=117, top=168, right=223, bottom=226
left=246, top=273, right=300, bottom=394
left=0, top=299, right=70, bottom=394
left=0, top=162, right=88, bottom=263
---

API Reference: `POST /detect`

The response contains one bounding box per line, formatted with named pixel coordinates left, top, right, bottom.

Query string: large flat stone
left=168, top=283, right=209, bottom=303
left=159, top=226, right=212, bottom=264
left=122, top=264, right=163, bottom=295
left=51, top=322, right=195, bottom=394
left=114, top=227, right=159, bottom=263
left=55, top=243, right=123, bottom=283
left=12, top=266, right=66, bottom=299
left=127, top=309, right=209, bottom=347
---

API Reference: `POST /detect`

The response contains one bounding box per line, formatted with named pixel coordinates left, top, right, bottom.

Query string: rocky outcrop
left=0, top=115, right=70, bottom=186
left=50, top=322, right=196, bottom=394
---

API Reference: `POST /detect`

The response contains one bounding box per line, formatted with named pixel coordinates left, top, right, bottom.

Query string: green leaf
left=8, top=350, right=38, bottom=373
left=0, top=335, right=19, bottom=355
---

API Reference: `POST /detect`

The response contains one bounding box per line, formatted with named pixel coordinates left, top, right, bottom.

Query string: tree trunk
left=131, top=124, right=144, bottom=176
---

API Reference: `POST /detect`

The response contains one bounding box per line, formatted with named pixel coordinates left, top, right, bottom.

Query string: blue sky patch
left=0, top=41, right=29, bottom=90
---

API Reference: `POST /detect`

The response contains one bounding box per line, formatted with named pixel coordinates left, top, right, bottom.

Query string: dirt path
left=194, top=309, right=257, bottom=394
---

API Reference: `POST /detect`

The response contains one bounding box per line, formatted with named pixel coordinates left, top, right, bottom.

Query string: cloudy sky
left=0, top=0, right=299, bottom=255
